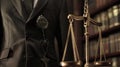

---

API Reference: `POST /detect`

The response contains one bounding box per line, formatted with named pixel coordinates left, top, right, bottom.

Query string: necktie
left=22, top=0, right=33, bottom=19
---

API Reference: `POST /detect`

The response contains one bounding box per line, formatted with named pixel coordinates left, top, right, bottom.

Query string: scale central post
left=83, top=0, right=90, bottom=66
left=84, top=17, right=90, bottom=67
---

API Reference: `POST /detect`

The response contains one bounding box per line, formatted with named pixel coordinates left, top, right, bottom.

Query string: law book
left=100, top=11, right=109, bottom=31
left=103, top=37, right=110, bottom=54
left=118, top=4, right=120, bottom=24
left=117, top=33, right=120, bottom=52
left=94, top=14, right=101, bottom=33
left=109, top=34, right=116, bottom=53
left=108, top=7, right=114, bottom=28
left=88, top=22, right=95, bottom=36
left=89, top=0, right=96, bottom=9
left=89, top=40, right=98, bottom=57
left=112, top=5, right=119, bottom=27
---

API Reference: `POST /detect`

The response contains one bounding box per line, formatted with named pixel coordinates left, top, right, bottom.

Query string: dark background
left=0, top=13, right=3, bottom=52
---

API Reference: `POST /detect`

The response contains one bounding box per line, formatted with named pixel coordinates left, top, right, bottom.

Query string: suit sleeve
left=0, top=0, right=3, bottom=52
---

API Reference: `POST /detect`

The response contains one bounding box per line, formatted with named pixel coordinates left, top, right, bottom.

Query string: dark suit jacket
left=0, top=0, right=69, bottom=67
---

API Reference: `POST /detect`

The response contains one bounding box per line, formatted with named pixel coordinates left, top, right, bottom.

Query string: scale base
left=84, top=63, right=94, bottom=67
left=94, top=61, right=112, bottom=66
left=60, top=61, right=81, bottom=67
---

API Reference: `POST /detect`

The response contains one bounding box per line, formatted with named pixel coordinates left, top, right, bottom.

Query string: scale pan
left=60, top=61, right=81, bottom=67
left=94, top=61, right=112, bottom=66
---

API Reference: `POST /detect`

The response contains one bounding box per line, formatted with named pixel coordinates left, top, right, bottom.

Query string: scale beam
left=67, top=14, right=84, bottom=21
left=67, top=14, right=102, bottom=26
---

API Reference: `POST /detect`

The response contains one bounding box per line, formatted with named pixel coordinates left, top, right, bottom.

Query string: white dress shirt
left=34, top=0, right=38, bottom=8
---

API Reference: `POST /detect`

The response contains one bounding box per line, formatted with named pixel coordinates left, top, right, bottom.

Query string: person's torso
left=1, top=0, right=62, bottom=48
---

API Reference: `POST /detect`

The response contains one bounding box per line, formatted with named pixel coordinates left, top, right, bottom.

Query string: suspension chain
left=83, top=0, right=89, bottom=18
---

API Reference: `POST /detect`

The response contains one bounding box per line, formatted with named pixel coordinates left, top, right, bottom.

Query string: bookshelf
left=89, top=25, right=120, bottom=40
left=85, top=0, right=120, bottom=66
left=89, top=0, right=120, bottom=16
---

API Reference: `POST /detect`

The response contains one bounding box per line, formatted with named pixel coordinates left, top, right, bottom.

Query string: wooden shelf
left=89, top=25, right=120, bottom=41
left=82, top=25, right=120, bottom=41
left=90, top=0, right=120, bottom=16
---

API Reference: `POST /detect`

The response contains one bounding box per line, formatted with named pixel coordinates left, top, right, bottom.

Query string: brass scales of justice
left=60, top=0, right=112, bottom=67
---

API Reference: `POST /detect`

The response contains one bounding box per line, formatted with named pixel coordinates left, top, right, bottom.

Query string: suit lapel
left=10, top=0, right=23, bottom=18
left=26, top=0, right=48, bottom=23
